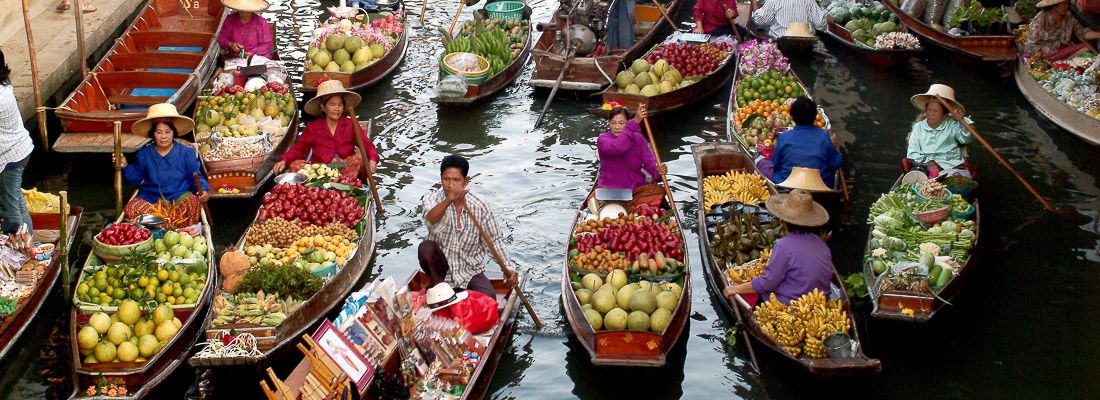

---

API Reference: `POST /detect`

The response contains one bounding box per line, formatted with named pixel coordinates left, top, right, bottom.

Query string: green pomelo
left=591, top=290, right=616, bottom=314
left=628, top=289, right=658, bottom=314
left=581, top=273, right=603, bottom=292
left=575, top=289, right=592, bottom=305
left=627, top=311, right=651, bottom=331
left=649, top=308, right=672, bottom=333
left=584, top=309, right=604, bottom=331
left=656, top=290, right=678, bottom=311
left=615, top=284, right=636, bottom=310
left=604, top=308, right=629, bottom=330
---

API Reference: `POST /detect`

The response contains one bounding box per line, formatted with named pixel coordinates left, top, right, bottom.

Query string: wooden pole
left=465, top=210, right=543, bottom=329
left=113, top=121, right=123, bottom=218
left=448, top=0, right=466, bottom=36
left=194, top=172, right=213, bottom=228
left=419, top=0, right=429, bottom=26
left=650, top=0, right=677, bottom=30
left=723, top=4, right=744, bottom=43
left=73, top=0, right=88, bottom=79
left=534, top=48, right=576, bottom=128
left=59, top=191, right=70, bottom=303
left=640, top=117, right=680, bottom=218
left=20, top=0, right=48, bottom=152
left=347, top=111, right=384, bottom=214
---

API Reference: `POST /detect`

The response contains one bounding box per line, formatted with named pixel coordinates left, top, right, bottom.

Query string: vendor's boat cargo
left=820, top=0, right=922, bottom=67
left=1014, top=55, right=1100, bottom=146
left=432, top=15, right=534, bottom=105
left=878, top=0, right=1014, bottom=62
left=301, top=12, right=408, bottom=96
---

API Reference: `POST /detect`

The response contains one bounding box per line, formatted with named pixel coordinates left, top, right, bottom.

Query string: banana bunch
left=725, top=249, right=771, bottom=284
left=444, top=36, right=473, bottom=54
left=702, top=171, right=771, bottom=210
left=211, top=291, right=298, bottom=327
left=752, top=289, right=851, bottom=358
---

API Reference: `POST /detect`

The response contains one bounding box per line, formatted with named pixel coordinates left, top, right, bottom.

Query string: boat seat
left=158, top=46, right=204, bottom=52
left=148, top=68, right=194, bottom=74
left=117, top=87, right=177, bottom=110
left=108, top=95, right=170, bottom=105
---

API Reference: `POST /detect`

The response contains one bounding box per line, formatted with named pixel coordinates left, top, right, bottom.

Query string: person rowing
left=597, top=104, right=667, bottom=194
left=757, top=97, right=841, bottom=189
left=901, top=84, right=975, bottom=178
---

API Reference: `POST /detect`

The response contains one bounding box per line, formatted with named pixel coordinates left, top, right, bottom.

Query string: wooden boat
left=1014, top=57, right=1100, bottom=146
left=54, top=0, right=226, bottom=153
left=432, top=16, right=534, bottom=106
left=561, top=185, right=691, bottom=367
left=691, top=142, right=880, bottom=375
left=530, top=0, right=684, bottom=92
left=68, top=201, right=217, bottom=399
left=878, top=0, right=1014, bottom=62
left=273, top=270, right=521, bottom=399
left=733, top=16, right=818, bottom=56
left=863, top=175, right=981, bottom=322
left=0, top=207, right=82, bottom=360
left=595, top=35, right=736, bottom=116
left=189, top=136, right=378, bottom=368
left=819, top=20, right=921, bottom=67
left=300, top=12, right=409, bottom=96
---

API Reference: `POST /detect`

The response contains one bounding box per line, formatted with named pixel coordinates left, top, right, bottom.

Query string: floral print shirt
left=1024, top=10, right=1087, bottom=55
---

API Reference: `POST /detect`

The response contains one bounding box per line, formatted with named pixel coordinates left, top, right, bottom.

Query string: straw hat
left=910, top=84, right=965, bottom=115
left=777, top=167, right=832, bottom=192
left=304, top=80, right=362, bottom=117
left=222, top=0, right=270, bottom=12
left=764, top=189, right=829, bottom=227
left=783, top=22, right=814, bottom=38
left=132, top=103, right=195, bottom=136
left=426, top=282, right=468, bottom=311
left=1035, top=0, right=1067, bottom=8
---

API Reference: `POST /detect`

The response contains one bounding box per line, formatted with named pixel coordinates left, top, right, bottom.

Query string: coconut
left=627, top=311, right=651, bottom=331
left=581, top=273, right=603, bottom=292
left=604, top=308, right=629, bottom=330
left=608, top=269, right=628, bottom=290
left=107, top=321, right=132, bottom=345
left=78, top=326, right=100, bottom=349
left=117, top=300, right=140, bottom=325
left=624, top=84, right=641, bottom=95
left=662, top=282, right=683, bottom=299
left=309, top=64, right=324, bottom=72
left=591, top=290, right=616, bottom=314
left=575, top=289, right=592, bottom=305
left=368, top=43, right=384, bottom=59
left=649, top=72, right=660, bottom=86
left=633, top=72, right=652, bottom=87
left=615, top=70, right=635, bottom=89
left=653, top=59, right=670, bottom=77
left=628, top=289, right=658, bottom=314
left=630, top=59, right=651, bottom=75
left=94, top=341, right=117, bottom=362
left=581, top=303, right=594, bottom=312
left=615, top=284, right=636, bottom=310
left=89, top=312, right=111, bottom=334
left=640, top=85, right=660, bottom=97
left=649, top=308, right=672, bottom=333
left=656, top=290, right=678, bottom=311
left=117, top=342, right=139, bottom=362
left=325, top=34, right=347, bottom=52
left=584, top=309, right=604, bottom=330
left=638, top=280, right=652, bottom=289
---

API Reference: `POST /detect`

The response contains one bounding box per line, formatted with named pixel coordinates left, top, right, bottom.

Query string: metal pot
left=824, top=332, right=857, bottom=358
left=275, top=172, right=308, bottom=185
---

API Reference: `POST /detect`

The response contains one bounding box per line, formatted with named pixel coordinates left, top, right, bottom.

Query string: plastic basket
left=911, top=183, right=952, bottom=204
left=949, top=204, right=975, bottom=219
left=485, top=1, right=524, bottom=22
left=912, top=205, right=950, bottom=224
left=442, top=53, right=490, bottom=78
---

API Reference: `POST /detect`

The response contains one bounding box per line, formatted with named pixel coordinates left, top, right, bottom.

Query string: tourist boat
left=189, top=132, right=378, bottom=368
left=431, top=15, right=533, bottom=106
left=0, top=207, right=82, bottom=360
left=300, top=12, right=409, bottom=96
left=1013, top=56, right=1100, bottom=146
left=530, top=0, right=685, bottom=92
left=692, top=142, right=880, bottom=376
left=862, top=174, right=981, bottom=322
left=54, top=0, right=226, bottom=153
left=819, top=20, right=921, bottom=67
left=878, top=0, right=1015, bottom=62
left=561, top=184, right=691, bottom=367
left=68, top=200, right=217, bottom=399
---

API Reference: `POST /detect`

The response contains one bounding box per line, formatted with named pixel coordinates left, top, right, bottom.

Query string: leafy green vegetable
left=843, top=273, right=868, bottom=298
left=235, top=264, right=323, bottom=301
left=0, top=296, right=16, bottom=316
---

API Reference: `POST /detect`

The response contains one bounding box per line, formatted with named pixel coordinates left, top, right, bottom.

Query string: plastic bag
left=434, top=290, right=499, bottom=334
left=438, top=74, right=469, bottom=98
left=901, top=0, right=927, bottom=20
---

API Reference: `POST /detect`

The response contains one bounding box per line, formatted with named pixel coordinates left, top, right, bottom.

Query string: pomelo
left=581, top=273, right=603, bottom=292
left=353, top=47, right=373, bottom=65
left=117, top=342, right=139, bottom=362
left=637, top=280, right=652, bottom=290
left=615, top=71, right=635, bottom=89
left=155, top=321, right=179, bottom=342
left=107, top=321, right=131, bottom=345
left=138, top=335, right=159, bottom=358
left=584, top=309, right=604, bottom=331
left=333, top=49, right=351, bottom=65
left=369, top=43, right=385, bottom=59
left=604, top=308, right=629, bottom=330
left=575, top=289, right=592, bottom=305
left=117, top=300, right=140, bottom=324
left=84, top=354, right=98, bottom=364
left=325, top=60, right=342, bottom=72
left=163, top=231, right=180, bottom=247
left=649, top=308, right=672, bottom=333
left=608, top=269, right=628, bottom=290
left=662, top=282, right=682, bottom=299
left=89, top=312, right=111, bottom=334
left=94, top=341, right=117, bottom=362
left=134, top=319, right=154, bottom=337
left=326, top=34, right=347, bottom=52
left=152, top=304, right=173, bottom=326
left=628, top=289, right=658, bottom=314
left=591, top=290, right=616, bottom=314
left=627, top=311, right=651, bottom=331
left=656, top=290, right=678, bottom=311
left=630, top=59, right=650, bottom=75
left=344, top=36, right=364, bottom=53
left=340, top=60, right=356, bottom=73
left=178, top=233, right=195, bottom=249
left=615, top=284, right=636, bottom=310
left=78, top=326, right=99, bottom=349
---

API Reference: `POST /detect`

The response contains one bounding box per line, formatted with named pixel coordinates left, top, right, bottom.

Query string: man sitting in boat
left=723, top=187, right=832, bottom=304
left=765, top=97, right=841, bottom=188
left=1022, top=0, right=1100, bottom=61
left=597, top=105, right=667, bottom=193
left=902, top=84, right=974, bottom=178
left=274, top=80, right=380, bottom=177
left=217, top=0, right=275, bottom=59
left=426, top=282, right=499, bottom=334
left=693, top=0, right=738, bottom=35
left=419, top=155, right=518, bottom=300
left=115, top=104, right=209, bottom=228
left=748, top=0, right=830, bottom=37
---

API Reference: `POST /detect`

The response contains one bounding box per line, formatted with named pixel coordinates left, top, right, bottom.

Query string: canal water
left=3, top=0, right=1099, bottom=398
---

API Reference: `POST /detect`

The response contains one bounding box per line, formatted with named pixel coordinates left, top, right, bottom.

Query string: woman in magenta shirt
left=274, top=80, right=379, bottom=177
left=217, top=0, right=274, bottom=58
left=596, top=105, right=665, bottom=190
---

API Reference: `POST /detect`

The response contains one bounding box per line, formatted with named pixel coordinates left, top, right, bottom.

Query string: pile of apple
left=258, top=184, right=365, bottom=227
left=641, top=41, right=733, bottom=78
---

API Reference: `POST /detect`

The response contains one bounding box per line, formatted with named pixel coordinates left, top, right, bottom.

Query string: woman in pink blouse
left=274, top=80, right=380, bottom=177
left=217, top=0, right=274, bottom=58
left=596, top=104, right=666, bottom=190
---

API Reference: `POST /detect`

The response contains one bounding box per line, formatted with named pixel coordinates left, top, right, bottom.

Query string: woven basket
left=205, top=154, right=267, bottom=175
left=631, top=183, right=665, bottom=207
left=442, top=52, right=490, bottom=78
left=92, top=235, right=153, bottom=263
left=912, top=205, right=950, bottom=224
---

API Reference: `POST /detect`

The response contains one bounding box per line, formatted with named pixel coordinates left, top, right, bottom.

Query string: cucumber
left=935, top=268, right=953, bottom=288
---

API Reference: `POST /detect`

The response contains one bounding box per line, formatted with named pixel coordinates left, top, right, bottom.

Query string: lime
left=94, top=271, right=107, bottom=280
left=179, top=274, right=191, bottom=285
left=113, top=288, right=126, bottom=299
left=166, top=296, right=176, bottom=305
left=156, top=269, right=168, bottom=282
left=138, top=276, right=149, bottom=288
left=94, top=278, right=108, bottom=291
left=77, top=283, right=89, bottom=296
left=168, top=271, right=180, bottom=282
left=156, top=293, right=167, bottom=303
left=172, top=287, right=182, bottom=297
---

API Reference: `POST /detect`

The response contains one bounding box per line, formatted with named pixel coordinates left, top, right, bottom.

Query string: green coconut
left=624, top=84, right=641, bottom=95
left=659, top=81, right=675, bottom=94
left=633, top=72, right=652, bottom=87
left=353, top=47, right=373, bottom=64
left=340, top=60, right=356, bottom=73
left=584, top=309, right=604, bottom=330
left=628, top=289, right=658, bottom=314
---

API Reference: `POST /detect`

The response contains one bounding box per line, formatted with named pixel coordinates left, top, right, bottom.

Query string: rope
left=89, top=72, right=116, bottom=111
left=177, top=0, right=194, bottom=19
left=36, top=106, right=77, bottom=113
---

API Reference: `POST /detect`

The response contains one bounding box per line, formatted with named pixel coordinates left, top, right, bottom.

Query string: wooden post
left=113, top=121, right=123, bottom=218
left=74, top=0, right=88, bottom=79
left=59, top=191, right=70, bottom=303
left=20, top=0, right=48, bottom=152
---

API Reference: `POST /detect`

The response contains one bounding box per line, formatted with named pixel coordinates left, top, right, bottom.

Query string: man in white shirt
left=750, top=0, right=831, bottom=37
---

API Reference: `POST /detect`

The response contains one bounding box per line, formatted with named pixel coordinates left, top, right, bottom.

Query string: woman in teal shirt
left=903, top=84, right=973, bottom=178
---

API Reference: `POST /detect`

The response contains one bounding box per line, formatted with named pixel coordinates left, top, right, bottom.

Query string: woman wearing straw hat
left=115, top=104, right=209, bottom=228
left=217, top=0, right=275, bottom=59
left=274, top=80, right=380, bottom=177
left=902, top=84, right=975, bottom=178
left=722, top=189, right=833, bottom=305
left=1022, top=0, right=1100, bottom=61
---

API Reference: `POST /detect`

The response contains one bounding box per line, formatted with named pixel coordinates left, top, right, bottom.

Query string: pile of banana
left=752, top=289, right=850, bottom=358
left=703, top=171, right=771, bottom=210
left=725, top=248, right=771, bottom=284
left=211, top=291, right=300, bottom=327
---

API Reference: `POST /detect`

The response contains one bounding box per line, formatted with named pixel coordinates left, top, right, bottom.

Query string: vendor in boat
left=749, top=0, right=830, bottom=37
left=722, top=188, right=832, bottom=304
left=217, top=0, right=275, bottom=59
left=902, top=84, right=975, bottom=178
left=419, top=155, right=518, bottom=300
left=693, top=0, right=738, bottom=35
left=597, top=104, right=667, bottom=192
left=763, top=97, right=841, bottom=188
left=115, top=104, right=209, bottom=227
left=1023, top=0, right=1100, bottom=61
left=274, top=80, right=380, bottom=177
left=426, top=282, right=499, bottom=334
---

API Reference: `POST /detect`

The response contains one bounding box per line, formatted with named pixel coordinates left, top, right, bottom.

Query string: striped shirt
left=0, top=85, right=34, bottom=166
left=421, top=188, right=514, bottom=288
left=751, top=0, right=828, bottom=38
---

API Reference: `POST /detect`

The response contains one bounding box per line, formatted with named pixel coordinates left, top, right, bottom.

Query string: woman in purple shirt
left=723, top=189, right=833, bottom=304
left=217, top=0, right=274, bottom=58
left=597, top=105, right=666, bottom=190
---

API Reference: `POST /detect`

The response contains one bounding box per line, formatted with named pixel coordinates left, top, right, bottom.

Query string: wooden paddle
left=464, top=210, right=543, bottom=329
left=650, top=0, right=678, bottom=30
left=113, top=121, right=123, bottom=218
left=723, top=4, right=744, bottom=43
left=20, top=0, right=48, bottom=152
left=729, top=299, right=761, bottom=373
left=419, top=0, right=429, bottom=26
left=59, top=191, right=70, bottom=303
left=640, top=116, right=679, bottom=217
left=448, top=0, right=466, bottom=36
left=347, top=110, right=384, bottom=215
left=535, top=48, right=576, bottom=128
left=194, top=172, right=213, bottom=228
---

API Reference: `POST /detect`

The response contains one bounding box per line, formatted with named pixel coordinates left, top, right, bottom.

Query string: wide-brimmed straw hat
left=222, top=0, right=270, bottom=12
left=304, top=80, right=362, bottom=117
left=1035, top=0, right=1067, bottom=8
left=777, top=167, right=832, bottom=192
left=132, top=103, right=195, bottom=136
left=910, top=84, right=965, bottom=115
left=765, top=189, right=829, bottom=227
left=426, top=282, right=468, bottom=311
left=783, top=22, right=814, bottom=38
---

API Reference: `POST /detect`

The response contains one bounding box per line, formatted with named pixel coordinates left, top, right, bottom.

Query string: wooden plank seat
left=107, top=52, right=203, bottom=71
left=130, top=31, right=213, bottom=52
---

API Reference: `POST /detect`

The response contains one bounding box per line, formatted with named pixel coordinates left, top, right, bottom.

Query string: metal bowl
left=134, top=214, right=167, bottom=229
left=275, top=172, right=307, bottom=185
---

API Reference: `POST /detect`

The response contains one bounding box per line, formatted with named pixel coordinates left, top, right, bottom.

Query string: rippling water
left=4, top=0, right=1100, bottom=398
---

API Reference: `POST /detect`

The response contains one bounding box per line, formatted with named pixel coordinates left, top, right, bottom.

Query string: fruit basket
left=73, top=264, right=205, bottom=313
left=92, top=235, right=154, bottom=264
left=912, top=205, right=950, bottom=225
left=442, top=52, right=490, bottom=81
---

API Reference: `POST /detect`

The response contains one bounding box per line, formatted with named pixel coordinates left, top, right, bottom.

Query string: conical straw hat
left=777, top=167, right=832, bottom=192
left=304, top=80, right=362, bottom=117
left=764, top=189, right=829, bottom=227
left=222, top=0, right=270, bottom=13
left=132, top=103, right=195, bottom=136
left=910, top=84, right=965, bottom=115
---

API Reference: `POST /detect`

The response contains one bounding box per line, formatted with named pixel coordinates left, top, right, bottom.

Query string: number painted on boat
left=184, top=1, right=201, bottom=9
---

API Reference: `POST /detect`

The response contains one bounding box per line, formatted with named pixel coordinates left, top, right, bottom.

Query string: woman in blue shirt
left=115, top=104, right=209, bottom=228
left=902, top=84, right=973, bottom=178
left=768, top=97, right=842, bottom=188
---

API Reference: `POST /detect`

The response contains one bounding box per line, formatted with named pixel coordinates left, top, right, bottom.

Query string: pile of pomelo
left=573, top=269, right=682, bottom=334
left=76, top=302, right=182, bottom=364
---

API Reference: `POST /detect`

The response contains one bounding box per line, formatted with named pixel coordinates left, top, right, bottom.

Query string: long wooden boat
left=863, top=175, right=981, bottom=322
left=732, top=13, right=818, bottom=57
left=819, top=20, right=921, bottom=67
left=68, top=200, right=217, bottom=399
left=300, top=12, right=409, bottom=96
left=189, top=136, right=378, bottom=368
left=530, top=0, right=684, bottom=92
left=561, top=184, right=691, bottom=367
left=0, top=207, right=82, bottom=360
left=54, top=0, right=226, bottom=153
left=596, top=35, right=736, bottom=116
left=692, top=142, right=880, bottom=375
left=1014, top=57, right=1100, bottom=146
left=878, top=0, right=1014, bottom=62
left=431, top=19, right=534, bottom=106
